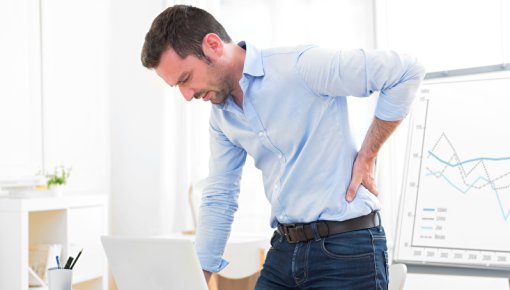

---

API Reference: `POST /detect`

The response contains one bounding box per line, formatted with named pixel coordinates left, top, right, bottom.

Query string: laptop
left=101, top=236, right=208, bottom=290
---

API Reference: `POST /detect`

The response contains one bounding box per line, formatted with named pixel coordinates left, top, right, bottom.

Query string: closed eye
left=178, top=74, right=190, bottom=85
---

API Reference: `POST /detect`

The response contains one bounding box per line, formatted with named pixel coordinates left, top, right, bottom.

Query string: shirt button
left=278, top=154, right=283, bottom=159
left=258, top=131, right=265, bottom=137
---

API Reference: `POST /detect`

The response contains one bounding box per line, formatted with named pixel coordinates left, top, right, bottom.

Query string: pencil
left=69, top=249, right=83, bottom=270
left=64, top=256, right=74, bottom=269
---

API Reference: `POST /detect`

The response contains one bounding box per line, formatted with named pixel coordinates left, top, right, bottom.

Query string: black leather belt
left=277, top=211, right=380, bottom=244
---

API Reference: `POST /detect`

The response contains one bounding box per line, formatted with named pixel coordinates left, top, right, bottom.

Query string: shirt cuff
left=201, top=257, right=230, bottom=273
left=374, top=92, right=409, bottom=121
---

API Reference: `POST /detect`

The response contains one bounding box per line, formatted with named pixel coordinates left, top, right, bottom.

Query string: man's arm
left=346, top=117, right=402, bottom=202
left=194, top=120, right=246, bottom=275
left=296, top=47, right=425, bottom=201
left=203, top=270, right=212, bottom=284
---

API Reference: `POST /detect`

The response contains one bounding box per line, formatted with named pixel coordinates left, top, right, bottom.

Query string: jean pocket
left=320, top=229, right=375, bottom=259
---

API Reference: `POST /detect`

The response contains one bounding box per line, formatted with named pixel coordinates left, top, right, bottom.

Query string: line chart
left=424, top=133, right=510, bottom=221
left=395, top=74, right=510, bottom=270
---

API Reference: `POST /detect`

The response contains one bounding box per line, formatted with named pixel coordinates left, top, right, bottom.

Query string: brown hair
left=141, top=5, right=232, bottom=68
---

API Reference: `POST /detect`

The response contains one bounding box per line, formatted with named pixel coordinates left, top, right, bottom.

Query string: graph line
left=428, top=151, right=510, bottom=167
left=425, top=168, right=510, bottom=221
left=426, top=133, right=510, bottom=190
left=426, top=133, right=510, bottom=221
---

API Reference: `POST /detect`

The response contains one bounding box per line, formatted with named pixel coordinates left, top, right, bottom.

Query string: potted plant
left=46, top=166, right=72, bottom=196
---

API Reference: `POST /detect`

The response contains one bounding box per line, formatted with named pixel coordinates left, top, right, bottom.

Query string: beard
left=210, top=59, right=239, bottom=105
left=210, top=93, right=228, bottom=104
left=192, top=87, right=230, bottom=104
left=210, top=84, right=231, bottom=104
left=194, top=65, right=236, bottom=105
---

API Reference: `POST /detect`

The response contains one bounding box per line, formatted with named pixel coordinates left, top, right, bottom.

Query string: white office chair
left=209, top=236, right=267, bottom=290
left=186, top=183, right=268, bottom=290
left=389, top=263, right=407, bottom=290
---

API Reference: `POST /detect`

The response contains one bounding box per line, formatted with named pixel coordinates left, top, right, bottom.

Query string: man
left=142, top=5, right=425, bottom=290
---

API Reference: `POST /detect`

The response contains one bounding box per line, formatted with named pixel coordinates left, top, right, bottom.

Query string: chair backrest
left=389, top=263, right=407, bottom=290
left=219, top=236, right=268, bottom=279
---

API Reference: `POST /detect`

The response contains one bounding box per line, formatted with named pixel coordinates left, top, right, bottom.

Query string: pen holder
left=48, top=268, right=73, bottom=290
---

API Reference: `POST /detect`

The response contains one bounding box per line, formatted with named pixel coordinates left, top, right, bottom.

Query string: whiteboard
left=394, top=69, right=510, bottom=273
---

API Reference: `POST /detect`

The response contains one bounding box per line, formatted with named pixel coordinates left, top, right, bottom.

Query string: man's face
left=155, top=48, right=233, bottom=104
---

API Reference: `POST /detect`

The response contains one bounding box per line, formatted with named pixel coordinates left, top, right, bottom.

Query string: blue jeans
left=255, top=226, right=389, bottom=290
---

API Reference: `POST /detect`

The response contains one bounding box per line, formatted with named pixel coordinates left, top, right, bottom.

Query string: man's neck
left=226, top=43, right=246, bottom=108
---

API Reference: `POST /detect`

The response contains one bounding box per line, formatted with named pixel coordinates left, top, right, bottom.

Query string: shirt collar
left=213, top=41, right=264, bottom=112
left=238, top=41, right=264, bottom=77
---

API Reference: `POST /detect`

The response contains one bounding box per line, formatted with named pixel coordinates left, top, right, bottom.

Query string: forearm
left=198, top=123, right=246, bottom=273
left=346, top=116, right=403, bottom=200
left=358, top=117, right=402, bottom=161
left=203, top=270, right=212, bottom=284
left=195, top=192, right=238, bottom=273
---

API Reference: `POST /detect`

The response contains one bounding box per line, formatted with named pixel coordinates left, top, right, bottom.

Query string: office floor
left=405, top=274, right=509, bottom=290
left=209, top=272, right=260, bottom=290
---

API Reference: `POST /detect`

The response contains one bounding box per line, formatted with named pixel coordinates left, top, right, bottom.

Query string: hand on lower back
left=346, top=154, right=379, bottom=202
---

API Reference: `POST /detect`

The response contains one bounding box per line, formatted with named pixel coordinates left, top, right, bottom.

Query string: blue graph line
left=428, top=151, right=510, bottom=167
left=425, top=168, right=510, bottom=221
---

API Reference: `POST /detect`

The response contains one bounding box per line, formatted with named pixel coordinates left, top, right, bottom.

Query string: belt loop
left=375, top=211, right=382, bottom=232
left=310, top=222, right=321, bottom=241
left=277, top=224, right=285, bottom=242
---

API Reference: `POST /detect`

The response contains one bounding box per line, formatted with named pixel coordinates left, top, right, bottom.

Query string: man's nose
left=178, top=85, right=194, bottom=101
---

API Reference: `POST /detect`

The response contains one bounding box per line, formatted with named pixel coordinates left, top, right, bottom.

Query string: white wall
left=1, top=0, right=110, bottom=195
left=108, top=0, right=176, bottom=236
left=0, top=0, right=179, bottom=243
left=375, top=0, right=510, bottom=70
left=0, top=0, right=42, bottom=178
left=41, top=0, right=110, bottom=195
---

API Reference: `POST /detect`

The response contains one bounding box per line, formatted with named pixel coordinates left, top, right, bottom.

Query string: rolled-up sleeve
left=194, top=119, right=247, bottom=272
left=296, top=47, right=426, bottom=121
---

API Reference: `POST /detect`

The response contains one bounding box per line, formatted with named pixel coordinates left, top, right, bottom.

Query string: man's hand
left=346, top=153, right=378, bottom=202
left=203, top=270, right=212, bottom=284
left=345, top=117, right=402, bottom=202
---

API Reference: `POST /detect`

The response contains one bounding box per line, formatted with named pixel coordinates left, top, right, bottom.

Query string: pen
left=69, top=249, right=83, bottom=270
left=64, top=256, right=74, bottom=269
left=56, top=256, right=61, bottom=269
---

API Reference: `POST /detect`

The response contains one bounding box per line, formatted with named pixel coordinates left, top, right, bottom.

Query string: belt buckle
left=281, top=223, right=294, bottom=239
left=285, top=223, right=309, bottom=244
left=280, top=223, right=299, bottom=243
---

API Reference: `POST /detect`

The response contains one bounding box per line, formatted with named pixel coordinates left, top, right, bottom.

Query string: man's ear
left=202, top=33, right=224, bottom=60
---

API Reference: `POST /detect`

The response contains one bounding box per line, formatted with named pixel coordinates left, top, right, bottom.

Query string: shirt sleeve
left=194, top=118, right=247, bottom=273
left=296, top=47, right=426, bottom=121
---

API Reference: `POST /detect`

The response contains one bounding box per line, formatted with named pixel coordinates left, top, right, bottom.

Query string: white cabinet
left=0, top=195, right=107, bottom=290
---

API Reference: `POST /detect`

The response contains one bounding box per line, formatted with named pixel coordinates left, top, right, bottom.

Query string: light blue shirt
left=195, top=42, right=425, bottom=272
